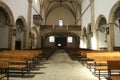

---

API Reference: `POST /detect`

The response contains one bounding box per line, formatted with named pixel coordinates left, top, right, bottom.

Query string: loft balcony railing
left=40, top=25, right=81, bottom=31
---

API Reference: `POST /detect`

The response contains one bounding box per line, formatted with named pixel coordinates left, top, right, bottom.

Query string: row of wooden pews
left=80, top=50, right=120, bottom=80
left=0, top=50, right=43, bottom=80
left=65, top=48, right=120, bottom=80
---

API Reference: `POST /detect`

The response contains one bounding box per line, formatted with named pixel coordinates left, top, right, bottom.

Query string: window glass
left=67, top=36, right=72, bottom=43
left=59, top=20, right=63, bottom=26
left=49, top=36, right=55, bottom=42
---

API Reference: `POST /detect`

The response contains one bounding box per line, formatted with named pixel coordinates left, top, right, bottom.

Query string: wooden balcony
left=40, top=25, right=81, bottom=31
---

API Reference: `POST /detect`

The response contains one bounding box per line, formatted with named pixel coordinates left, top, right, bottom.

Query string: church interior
left=0, top=0, right=120, bottom=80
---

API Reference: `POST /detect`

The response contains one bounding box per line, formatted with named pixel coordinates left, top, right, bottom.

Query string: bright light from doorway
left=58, top=44, right=61, bottom=46
left=59, top=20, right=63, bottom=26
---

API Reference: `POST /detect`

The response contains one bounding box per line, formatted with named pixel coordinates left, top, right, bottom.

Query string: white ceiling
left=40, top=0, right=83, bottom=20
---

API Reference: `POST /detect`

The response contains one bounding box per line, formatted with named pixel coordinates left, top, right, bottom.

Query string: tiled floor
left=4, top=50, right=101, bottom=80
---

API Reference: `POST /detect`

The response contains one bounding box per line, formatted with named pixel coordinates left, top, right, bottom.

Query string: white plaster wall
left=82, top=0, right=91, bottom=28
left=114, top=20, right=120, bottom=46
left=1, top=0, right=28, bottom=23
left=82, top=0, right=90, bottom=13
left=1, top=0, right=40, bottom=48
left=31, top=0, right=40, bottom=27
left=81, top=0, right=118, bottom=49
left=94, top=0, right=118, bottom=48
left=46, top=7, right=75, bottom=25
left=82, top=7, right=91, bottom=27
left=0, top=0, right=28, bottom=48
left=0, top=27, right=9, bottom=48
left=98, top=31, right=107, bottom=48
left=94, top=0, right=117, bottom=22
left=33, top=0, right=40, bottom=11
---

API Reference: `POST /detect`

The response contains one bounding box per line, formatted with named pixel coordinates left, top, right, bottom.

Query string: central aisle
left=34, top=50, right=99, bottom=80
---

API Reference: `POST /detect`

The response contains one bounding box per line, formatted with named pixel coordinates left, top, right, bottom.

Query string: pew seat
left=107, top=60, right=120, bottom=80
left=109, top=75, right=120, bottom=80
left=0, top=74, right=6, bottom=79
left=0, top=59, right=9, bottom=80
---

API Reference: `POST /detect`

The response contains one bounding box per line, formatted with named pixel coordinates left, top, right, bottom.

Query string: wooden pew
left=0, top=53, right=28, bottom=78
left=0, top=51, right=33, bottom=78
left=12, top=50, right=43, bottom=68
left=0, top=59, right=9, bottom=80
left=0, top=50, right=44, bottom=79
left=107, top=60, right=120, bottom=80
left=86, top=52, right=120, bottom=79
left=79, top=50, right=108, bottom=66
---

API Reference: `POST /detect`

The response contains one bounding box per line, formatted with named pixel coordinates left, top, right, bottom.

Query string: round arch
left=42, top=31, right=80, bottom=49
left=108, top=1, right=120, bottom=51
left=95, top=15, right=107, bottom=50
left=0, top=1, right=14, bottom=49
left=15, top=16, right=27, bottom=49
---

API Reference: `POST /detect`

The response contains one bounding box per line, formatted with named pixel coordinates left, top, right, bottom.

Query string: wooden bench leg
left=99, top=70, right=101, bottom=80
left=6, top=69, right=9, bottom=80
left=22, top=68, right=25, bottom=78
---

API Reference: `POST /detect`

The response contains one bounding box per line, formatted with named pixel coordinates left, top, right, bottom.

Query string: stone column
left=107, top=23, right=114, bottom=51
left=25, top=0, right=32, bottom=49
left=90, top=0, right=95, bottom=35
left=90, top=0, right=97, bottom=50
left=37, top=26, right=42, bottom=48
left=11, top=26, right=16, bottom=50
left=9, top=25, right=16, bottom=50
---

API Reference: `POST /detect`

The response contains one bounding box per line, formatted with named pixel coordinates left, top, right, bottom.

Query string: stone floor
left=3, top=50, right=106, bottom=80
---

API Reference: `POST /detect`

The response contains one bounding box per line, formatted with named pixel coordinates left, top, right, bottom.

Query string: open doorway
left=55, top=37, right=67, bottom=49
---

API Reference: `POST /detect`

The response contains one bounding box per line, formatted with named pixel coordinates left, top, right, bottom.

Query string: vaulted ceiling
left=40, top=0, right=83, bottom=20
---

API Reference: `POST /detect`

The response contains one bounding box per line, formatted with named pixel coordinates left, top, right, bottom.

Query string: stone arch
left=15, top=16, right=27, bottom=49
left=96, top=15, right=107, bottom=29
left=108, top=1, right=120, bottom=50
left=42, top=31, right=80, bottom=48
left=0, top=1, right=14, bottom=49
left=0, top=1, right=14, bottom=25
left=95, top=15, right=107, bottom=50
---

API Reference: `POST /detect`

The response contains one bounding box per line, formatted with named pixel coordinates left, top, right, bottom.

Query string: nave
left=8, top=50, right=99, bottom=80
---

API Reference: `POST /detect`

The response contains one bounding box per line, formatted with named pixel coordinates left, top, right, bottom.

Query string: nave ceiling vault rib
left=40, top=0, right=82, bottom=22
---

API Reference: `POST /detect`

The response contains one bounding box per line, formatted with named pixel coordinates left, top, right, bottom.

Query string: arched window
left=49, top=36, right=55, bottom=42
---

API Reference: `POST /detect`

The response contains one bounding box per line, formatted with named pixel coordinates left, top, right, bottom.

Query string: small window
left=49, top=36, right=55, bottom=42
left=67, top=36, right=72, bottom=43
left=59, top=20, right=63, bottom=26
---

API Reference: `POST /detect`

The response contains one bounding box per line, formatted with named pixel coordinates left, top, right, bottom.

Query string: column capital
left=28, top=0, right=32, bottom=3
